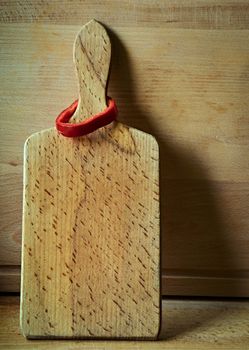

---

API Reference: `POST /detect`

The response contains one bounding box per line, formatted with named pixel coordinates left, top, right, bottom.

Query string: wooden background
left=0, top=0, right=249, bottom=296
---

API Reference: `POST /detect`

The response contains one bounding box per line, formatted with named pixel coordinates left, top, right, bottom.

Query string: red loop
left=55, top=97, right=118, bottom=137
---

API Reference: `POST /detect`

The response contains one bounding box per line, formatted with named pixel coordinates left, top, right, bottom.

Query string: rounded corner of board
left=24, top=128, right=57, bottom=148
left=149, top=133, right=159, bottom=152
left=129, top=126, right=159, bottom=152
left=19, top=321, right=29, bottom=339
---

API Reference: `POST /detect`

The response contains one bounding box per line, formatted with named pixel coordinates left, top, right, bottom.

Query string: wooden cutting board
left=20, top=19, right=160, bottom=339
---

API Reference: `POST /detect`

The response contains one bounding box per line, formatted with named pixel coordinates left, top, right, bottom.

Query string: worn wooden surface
left=1, top=1, right=249, bottom=296
left=20, top=20, right=160, bottom=338
left=1, top=296, right=249, bottom=349
left=72, top=20, right=111, bottom=122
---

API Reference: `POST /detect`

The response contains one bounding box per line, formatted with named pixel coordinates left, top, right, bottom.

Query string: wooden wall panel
left=0, top=1, right=249, bottom=296
left=1, top=0, right=249, bottom=29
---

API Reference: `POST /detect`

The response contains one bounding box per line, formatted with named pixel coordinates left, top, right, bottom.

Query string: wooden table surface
left=0, top=296, right=248, bottom=349
left=0, top=1, right=249, bottom=297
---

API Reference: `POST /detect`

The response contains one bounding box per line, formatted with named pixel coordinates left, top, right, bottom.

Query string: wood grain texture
left=0, top=266, right=20, bottom=292
left=21, top=125, right=160, bottom=339
left=72, top=20, right=111, bottom=121
left=20, top=20, right=160, bottom=338
left=1, top=1, right=249, bottom=297
left=2, top=296, right=249, bottom=349
left=1, top=1, right=249, bottom=29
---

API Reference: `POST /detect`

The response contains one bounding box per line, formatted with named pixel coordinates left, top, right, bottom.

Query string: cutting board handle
left=71, top=19, right=111, bottom=123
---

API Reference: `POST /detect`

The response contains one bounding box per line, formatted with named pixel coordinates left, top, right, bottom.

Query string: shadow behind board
left=106, top=25, right=241, bottom=298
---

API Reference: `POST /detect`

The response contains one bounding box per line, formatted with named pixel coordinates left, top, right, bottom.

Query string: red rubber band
left=55, top=97, right=118, bottom=137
